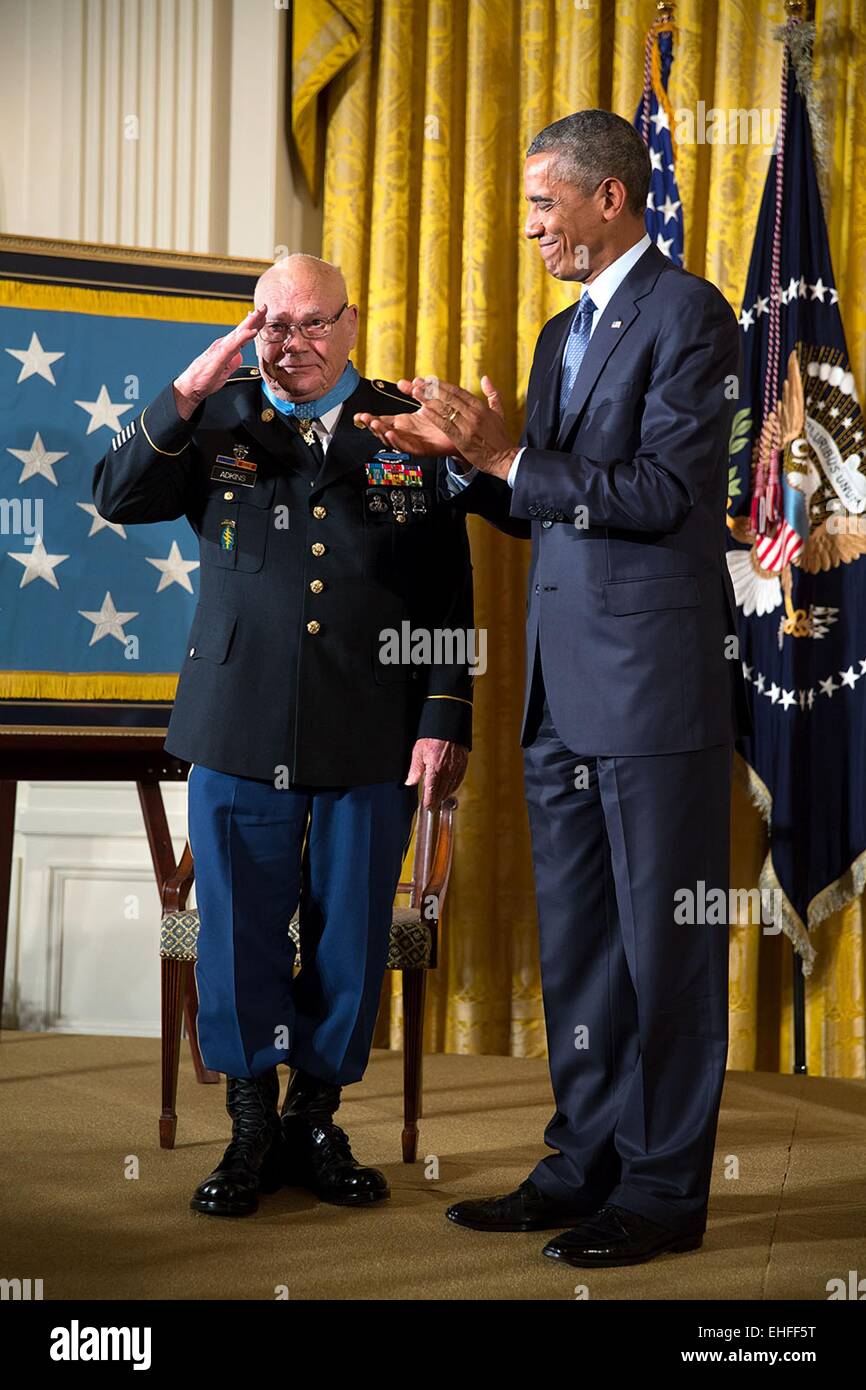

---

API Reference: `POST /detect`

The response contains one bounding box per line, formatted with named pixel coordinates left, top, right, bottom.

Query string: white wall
left=6, top=781, right=192, bottom=1035
left=0, top=0, right=321, bottom=258
left=1, top=0, right=322, bottom=1032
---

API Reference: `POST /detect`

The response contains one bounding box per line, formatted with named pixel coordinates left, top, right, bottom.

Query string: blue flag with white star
left=634, top=23, right=683, bottom=266
left=0, top=241, right=258, bottom=731
left=725, top=28, right=866, bottom=968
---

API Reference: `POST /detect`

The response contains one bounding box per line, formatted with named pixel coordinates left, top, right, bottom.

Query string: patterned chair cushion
left=161, top=904, right=434, bottom=969
left=160, top=909, right=201, bottom=962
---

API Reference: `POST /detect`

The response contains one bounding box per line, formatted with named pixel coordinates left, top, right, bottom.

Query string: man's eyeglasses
left=258, top=302, right=349, bottom=344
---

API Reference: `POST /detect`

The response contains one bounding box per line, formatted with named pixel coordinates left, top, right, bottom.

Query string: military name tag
left=211, top=452, right=257, bottom=488
left=365, top=450, right=422, bottom=488
left=211, top=465, right=256, bottom=487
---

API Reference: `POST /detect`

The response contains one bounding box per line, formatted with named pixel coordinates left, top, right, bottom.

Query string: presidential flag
left=634, top=17, right=684, bottom=266
left=0, top=239, right=261, bottom=733
left=726, top=23, right=866, bottom=969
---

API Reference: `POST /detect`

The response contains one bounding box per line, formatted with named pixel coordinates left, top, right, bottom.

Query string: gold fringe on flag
left=0, top=279, right=249, bottom=326
left=648, top=21, right=679, bottom=167
left=0, top=672, right=179, bottom=700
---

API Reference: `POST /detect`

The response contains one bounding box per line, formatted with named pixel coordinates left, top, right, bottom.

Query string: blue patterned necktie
left=558, top=292, right=597, bottom=422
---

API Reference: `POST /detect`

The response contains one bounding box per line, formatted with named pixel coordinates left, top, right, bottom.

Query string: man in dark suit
left=356, top=110, right=749, bottom=1267
left=93, top=254, right=474, bottom=1218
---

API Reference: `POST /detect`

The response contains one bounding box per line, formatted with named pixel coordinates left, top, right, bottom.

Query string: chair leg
left=401, top=969, right=427, bottom=1163
left=160, top=957, right=187, bottom=1149
left=182, top=963, right=219, bottom=1085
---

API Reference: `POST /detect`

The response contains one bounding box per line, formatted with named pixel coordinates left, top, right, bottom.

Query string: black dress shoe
left=280, top=1068, right=389, bottom=1206
left=190, top=1070, right=282, bottom=1218
left=542, top=1204, right=703, bottom=1267
left=446, top=1179, right=597, bottom=1233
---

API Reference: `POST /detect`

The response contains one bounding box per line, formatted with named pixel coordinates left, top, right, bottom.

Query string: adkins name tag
left=211, top=454, right=258, bottom=487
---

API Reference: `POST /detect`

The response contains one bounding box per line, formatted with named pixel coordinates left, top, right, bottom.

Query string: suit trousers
left=523, top=651, right=732, bottom=1235
left=187, top=763, right=418, bottom=1083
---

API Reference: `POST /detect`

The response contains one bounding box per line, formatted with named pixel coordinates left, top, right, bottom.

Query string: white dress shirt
left=309, top=401, right=343, bottom=454
left=446, top=231, right=652, bottom=492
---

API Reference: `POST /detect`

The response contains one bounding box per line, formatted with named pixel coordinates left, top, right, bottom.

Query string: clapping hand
left=354, top=375, right=518, bottom=479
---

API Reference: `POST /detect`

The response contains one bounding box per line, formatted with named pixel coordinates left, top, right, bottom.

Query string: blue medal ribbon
left=261, top=362, right=360, bottom=419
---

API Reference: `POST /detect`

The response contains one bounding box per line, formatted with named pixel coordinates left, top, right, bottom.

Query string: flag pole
left=783, top=0, right=811, bottom=1076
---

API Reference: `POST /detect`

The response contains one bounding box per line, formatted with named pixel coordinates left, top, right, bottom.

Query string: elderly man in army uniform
left=93, top=254, right=473, bottom=1217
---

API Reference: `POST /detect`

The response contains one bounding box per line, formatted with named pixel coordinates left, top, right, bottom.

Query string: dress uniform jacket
left=92, top=369, right=474, bottom=785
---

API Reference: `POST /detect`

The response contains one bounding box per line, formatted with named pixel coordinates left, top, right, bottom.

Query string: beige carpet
left=1, top=1032, right=864, bottom=1301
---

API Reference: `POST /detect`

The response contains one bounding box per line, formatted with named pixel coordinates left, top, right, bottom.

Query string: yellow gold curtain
left=292, top=0, right=866, bottom=1077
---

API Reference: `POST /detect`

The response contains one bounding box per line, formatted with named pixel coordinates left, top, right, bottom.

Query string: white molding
left=45, top=861, right=162, bottom=1033
left=2, top=854, right=23, bottom=1030
left=7, top=786, right=188, bottom=1034
left=49, top=1021, right=161, bottom=1037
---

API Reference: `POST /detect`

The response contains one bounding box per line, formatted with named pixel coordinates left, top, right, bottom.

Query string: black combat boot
left=190, top=1069, right=282, bottom=1217
left=280, top=1068, right=389, bottom=1206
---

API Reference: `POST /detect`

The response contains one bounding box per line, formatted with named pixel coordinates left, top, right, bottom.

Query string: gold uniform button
left=223, top=490, right=234, bottom=500
left=312, top=505, right=327, bottom=519
left=311, top=542, right=326, bottom=557
left=306, top=620, right=321, bottom=635
left=261, top=407, right=275, bottom=422
left=310, top=579, right=324, bottom=594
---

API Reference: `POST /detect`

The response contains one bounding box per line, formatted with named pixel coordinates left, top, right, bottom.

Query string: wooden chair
left=159, top=796, right=457, bottom=1163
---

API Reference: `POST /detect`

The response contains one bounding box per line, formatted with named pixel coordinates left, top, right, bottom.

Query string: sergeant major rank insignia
left=211, top=444, right=258, bottom=487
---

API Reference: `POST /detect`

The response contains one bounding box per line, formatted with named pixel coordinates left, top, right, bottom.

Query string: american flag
left=634, top=20, right=684, bottom=267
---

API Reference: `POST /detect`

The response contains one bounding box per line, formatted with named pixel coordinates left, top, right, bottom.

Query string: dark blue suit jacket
left=458, top=243, right=750, bottom=757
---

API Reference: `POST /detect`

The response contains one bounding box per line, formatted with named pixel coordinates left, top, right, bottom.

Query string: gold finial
left=784, top=0, right=806, bottom=16
left=655, top=0, right=675, bottom=20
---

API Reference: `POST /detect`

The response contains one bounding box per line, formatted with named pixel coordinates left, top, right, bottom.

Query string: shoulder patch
left=111, top=418, right=138, bottom=451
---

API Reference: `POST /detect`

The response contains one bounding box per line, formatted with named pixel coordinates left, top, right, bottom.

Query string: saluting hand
left=173, top=306, right=268, bottom=419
